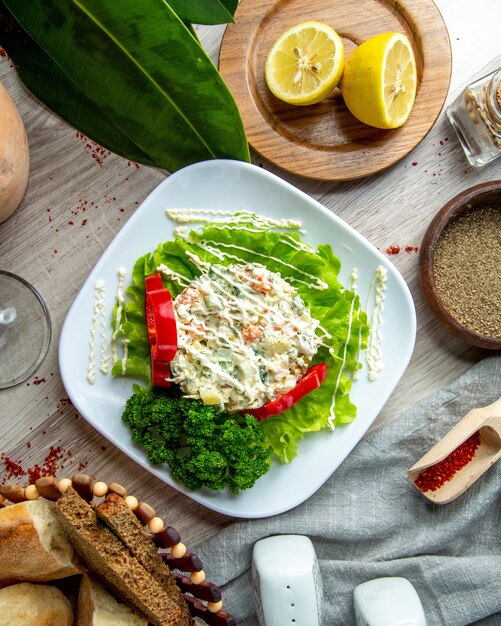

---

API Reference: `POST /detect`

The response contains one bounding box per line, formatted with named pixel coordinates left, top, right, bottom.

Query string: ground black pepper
left=433, top=206, right=501, bottom=338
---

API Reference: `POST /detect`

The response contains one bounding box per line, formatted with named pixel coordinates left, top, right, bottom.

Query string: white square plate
left=59, top=160, right=416, bottom=518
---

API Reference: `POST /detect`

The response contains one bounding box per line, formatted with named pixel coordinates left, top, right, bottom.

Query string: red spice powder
left=386, top=245, right=401, bottom=255
left=0, top=456, right=26, bottom=480
left=1, top=446, right=78, bottom=483
left=405, top=246, right=419, bottom=253
left=27, top=447, right=67, bottom=482
left=76, top=131, right=111, bottom=167
left=414, top=431, right=481, bottom=492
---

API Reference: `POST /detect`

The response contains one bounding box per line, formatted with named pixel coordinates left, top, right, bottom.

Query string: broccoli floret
left=121, top=389, right=273, bottom=494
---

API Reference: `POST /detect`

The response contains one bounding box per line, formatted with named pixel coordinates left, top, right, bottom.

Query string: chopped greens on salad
left=113, top=212, right=368, bottom=490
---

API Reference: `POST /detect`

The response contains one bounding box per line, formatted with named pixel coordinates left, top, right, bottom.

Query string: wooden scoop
left=407, top=397, right=501, bottom=504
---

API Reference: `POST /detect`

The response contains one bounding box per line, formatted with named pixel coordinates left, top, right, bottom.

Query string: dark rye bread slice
left=56, top=487, right=181, bottom=626
left=97, top=493, right=193, bottom=626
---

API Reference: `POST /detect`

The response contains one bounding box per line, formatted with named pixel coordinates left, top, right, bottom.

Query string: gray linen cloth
left=195, top=355, right=501, bottom=625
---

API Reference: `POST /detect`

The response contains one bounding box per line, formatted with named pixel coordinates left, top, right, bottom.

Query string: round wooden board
left=219, top=0, right=452, bottom=180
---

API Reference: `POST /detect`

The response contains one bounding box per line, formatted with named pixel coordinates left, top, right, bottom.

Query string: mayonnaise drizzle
left=121, top=338, right=129, bottom=376
left=350, top=268, right=364, bottom=382
left=111, top=267, right=127, bottom=366
left=88, top=279, right=106, bottom=384
left=168, top=210, right=322, bottom=288
left=99, top=314, right=110, bottom=375
left=156, top=263, right=190, bottom=288
left=196, top=239, right=328, bottom=291
left=327, top=269, right=359, bottom=429
left=166, top=208, right=238, bottom=223
left=186, top=251, right=268, bottom=309
left=365, top=265, right=388, bottom=381
left=279, top=234, right=315, bottom=253
left=166, top=208, right=302, bottom=232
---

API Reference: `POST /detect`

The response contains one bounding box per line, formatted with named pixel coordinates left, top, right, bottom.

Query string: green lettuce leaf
left=113, top=217, right=368, bottom=462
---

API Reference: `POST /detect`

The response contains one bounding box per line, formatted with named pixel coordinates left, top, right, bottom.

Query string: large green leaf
left=2, top=0, right=249, bottom=171
left=0, top=4, right=157, bottom=165
left=165, top=0, right=238, bottom=25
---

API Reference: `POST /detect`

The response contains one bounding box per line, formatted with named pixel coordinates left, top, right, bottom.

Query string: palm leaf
left=0, top=3, right=157, bottom=165
left=2, top=0, right=249, bottom=171
left=165, top=0, right=238, bottom=24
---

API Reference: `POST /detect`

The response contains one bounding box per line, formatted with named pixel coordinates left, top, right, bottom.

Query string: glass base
left=0, top=271, right=51, bottom=389
left=447, top=108, right=501, bottom=167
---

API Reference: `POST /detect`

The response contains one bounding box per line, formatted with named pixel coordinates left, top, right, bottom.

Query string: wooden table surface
left=1, top=0, right=500, bottom=549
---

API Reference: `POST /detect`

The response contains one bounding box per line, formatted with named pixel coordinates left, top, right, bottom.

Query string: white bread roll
left=0, top=499, right=83, bottom=587
left=77, top=574, right=148, bottom=625
left=0, top=582, right=73, bottom=625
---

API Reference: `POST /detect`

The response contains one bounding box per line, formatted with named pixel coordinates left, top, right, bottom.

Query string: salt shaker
left=447, top=65, right=501, bottom=167
left=252, top=535, right=323, bottom=626
left=354, top=577, right=427, bottom=626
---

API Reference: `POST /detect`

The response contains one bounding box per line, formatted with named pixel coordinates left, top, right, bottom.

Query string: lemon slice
left=341, top=32, right=417, bottom=129
left=265, top=21, right=345, bottom=106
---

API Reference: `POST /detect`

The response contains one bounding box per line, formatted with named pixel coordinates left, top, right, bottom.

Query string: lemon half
left=341, top=32, right=417, bottom=129
left=265, top=21, right=345, bottom=106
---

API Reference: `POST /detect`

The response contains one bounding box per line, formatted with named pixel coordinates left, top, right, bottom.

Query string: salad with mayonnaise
left=171, top=260, right=321, bottom=412
left=113, top=211, right=368, bottom=465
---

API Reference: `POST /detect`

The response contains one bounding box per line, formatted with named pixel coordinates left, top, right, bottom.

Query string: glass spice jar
left=447, top=66, right=501, bottom=167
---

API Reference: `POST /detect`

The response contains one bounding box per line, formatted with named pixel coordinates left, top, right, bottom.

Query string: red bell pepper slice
left=151, top=360, right=172, bottom=388
left=145, top=274, right=178, bottom=387
left=244, top=363, right=328, bottom=421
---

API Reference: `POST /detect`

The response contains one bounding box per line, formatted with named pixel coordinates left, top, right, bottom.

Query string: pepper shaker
left=447, top=63, right=501, bottom=167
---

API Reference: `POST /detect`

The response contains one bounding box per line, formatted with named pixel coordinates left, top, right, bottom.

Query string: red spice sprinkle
left=405, top=246, right=419, bottom=253
left=76, top=132, right=111, bottom=167
left=386, top=245, right=401, bottom=255
left=0, top=47, right=7, bottom=58
left=0, top=455, right=26, bottom=480
left=412, top=161, right=418, bottom=166
left=28, top=447, right=67, bottom=482
left=82, top=219, right=87, bottom=226
left=1, top=445, right=82, bottom=484
left=414, top=431, right=481, bottom=493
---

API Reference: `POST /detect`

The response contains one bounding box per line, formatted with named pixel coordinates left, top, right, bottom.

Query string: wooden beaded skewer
left=0, top=473, right=235, bottom=624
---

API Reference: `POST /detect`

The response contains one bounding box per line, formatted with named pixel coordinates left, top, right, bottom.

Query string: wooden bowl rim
left=419, top=180, right=501, bottom=350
